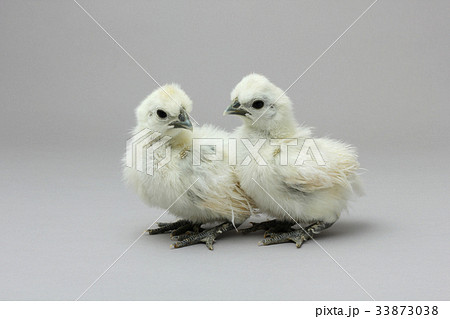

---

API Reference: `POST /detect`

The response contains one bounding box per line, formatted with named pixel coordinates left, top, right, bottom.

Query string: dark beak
left=223, top=100, right=250, bottom=116
left=169, top=109, right=193, bottom=131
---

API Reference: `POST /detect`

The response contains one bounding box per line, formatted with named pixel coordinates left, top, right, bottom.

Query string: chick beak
left=223, top=100, right=250, bottom=116
left=169, top=109, right=193, bottom=131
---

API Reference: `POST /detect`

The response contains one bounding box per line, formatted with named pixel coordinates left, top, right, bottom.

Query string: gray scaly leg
left=171, top=222, right=235, bottom=250
left=170, top=223, right=203, bottom=240
left=259, top=221, right=334, bottom=248
left=148, top=219, right=201, bottom=235
left=241, top=219, right=292, bottom=236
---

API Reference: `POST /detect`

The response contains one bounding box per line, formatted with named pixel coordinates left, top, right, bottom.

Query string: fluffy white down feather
left=229, top=74, right=363, bottom=224
left=123, top=85, right=256, bottom=224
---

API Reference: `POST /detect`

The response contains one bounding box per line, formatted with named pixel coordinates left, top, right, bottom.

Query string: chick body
left=124, top=85, right=254, bottom=231
left=124, top=124, right=253, bottom=224
left=228, top=74, right=362, bottom=227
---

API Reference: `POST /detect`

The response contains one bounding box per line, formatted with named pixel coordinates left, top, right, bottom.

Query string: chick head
left=224, top=74, right=293, bottom=130
left=135, top=84, right=193, bottom=137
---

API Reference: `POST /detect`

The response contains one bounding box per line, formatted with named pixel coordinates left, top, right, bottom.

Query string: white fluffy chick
left=123, top=84, right=255, bottom=250
left=224, top=74, right=362, bottom=248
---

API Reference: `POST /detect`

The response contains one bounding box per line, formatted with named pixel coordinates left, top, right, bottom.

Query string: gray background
left=1, top=0, right=449, bottom=300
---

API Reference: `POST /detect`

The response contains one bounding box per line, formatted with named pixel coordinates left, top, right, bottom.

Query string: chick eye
left=156, top=109, right=168, bottom=119
left=252, top=100, right=264, bottom=109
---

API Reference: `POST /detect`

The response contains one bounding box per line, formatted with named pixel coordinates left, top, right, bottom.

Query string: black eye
left=156, top=109, right=167, bottom=119
left=252, top=100, right=264, bottom=109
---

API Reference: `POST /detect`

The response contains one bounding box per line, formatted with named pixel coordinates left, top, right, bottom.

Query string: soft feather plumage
left=226, top=74, right=363, bottom=247
left=123, top=84, right=256, bottom=249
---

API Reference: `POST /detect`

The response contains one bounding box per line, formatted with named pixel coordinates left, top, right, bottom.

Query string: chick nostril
left=178, top=113, right=186, bottom=122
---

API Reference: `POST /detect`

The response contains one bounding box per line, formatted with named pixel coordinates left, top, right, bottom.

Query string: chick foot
left=259, top=221, right=334, bottom=248
left=241, top=219, right=292, bottom=237
left=171, top=222, right=235, bottom=250
left=170, top=223, right=203, bottom=241
left=148, top=219, right=201, bottom=236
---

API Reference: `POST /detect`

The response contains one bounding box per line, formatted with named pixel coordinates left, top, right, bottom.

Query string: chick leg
left=259, top=221, right=334, bottom=248
left=171, top=222, right=235, bottom=250
left=241, top=219, right=292, bottom=235
left=170, top=223, right=203, bottom=241
left=148, top=219, right=200, bottom=235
